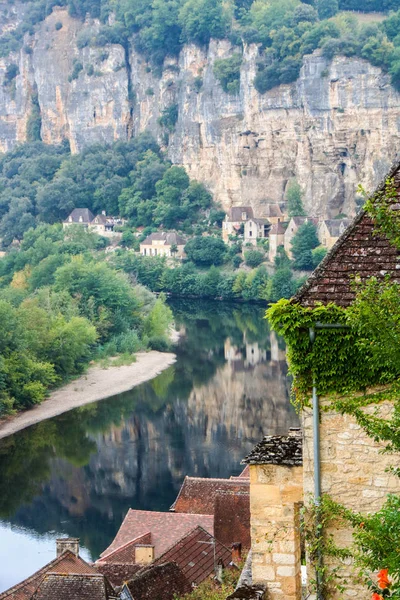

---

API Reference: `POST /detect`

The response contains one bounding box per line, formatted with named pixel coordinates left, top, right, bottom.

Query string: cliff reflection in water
left=0, top=300, right=298, bottom=560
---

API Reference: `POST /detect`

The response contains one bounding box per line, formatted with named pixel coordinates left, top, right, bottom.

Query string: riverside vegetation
left=0, top=223, right=173, bottom=416
left=0, top=133, right=324, bottom=415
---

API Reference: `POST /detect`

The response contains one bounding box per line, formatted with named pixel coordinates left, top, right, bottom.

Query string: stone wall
left=249, top=463, right=303, bottom=600
left=302, top=398, right=400, bottom=599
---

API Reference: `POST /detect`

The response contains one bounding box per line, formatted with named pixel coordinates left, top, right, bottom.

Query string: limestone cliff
left=1, top=4, right=400, bottom=217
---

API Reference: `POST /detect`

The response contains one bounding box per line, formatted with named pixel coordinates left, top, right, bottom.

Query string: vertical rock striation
left=1, top=6, right=400, bottom=216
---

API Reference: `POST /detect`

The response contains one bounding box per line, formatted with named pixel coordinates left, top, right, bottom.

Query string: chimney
left=135, top=544, right=155, bottom=564
left=102, top=210, right=106, bottom=216
left=56, top=538, right=80, bottom=557
left=231, top=542, right=242, bottom=565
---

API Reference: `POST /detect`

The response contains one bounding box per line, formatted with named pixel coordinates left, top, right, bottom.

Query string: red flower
left=377, top=569, right=390, bottom=589
left=371, top=593, right=383, bottom=600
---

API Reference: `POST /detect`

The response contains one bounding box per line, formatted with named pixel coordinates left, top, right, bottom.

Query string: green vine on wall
left=267, top=177, right=400, bottom=598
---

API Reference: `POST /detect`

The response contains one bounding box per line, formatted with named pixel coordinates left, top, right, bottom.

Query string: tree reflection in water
left=0, top=300, right=297, bottom=561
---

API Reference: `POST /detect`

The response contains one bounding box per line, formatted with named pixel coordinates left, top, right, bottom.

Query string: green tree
left=316, top=0, right=338, bottom=19
left=312, top=245, right=327, bottom=268
left=184, top=236, right=227, bottom=266
left=244, top=249, right=265, bottom=268
left=179, top=0, right=230, bottom=46
left=267, top=267, right=298, bottom=301
left=213, top=54, right=242, bottom=94
left=286, top=179, right=306, bottom=217
left=291, top=221, right=320, bottom=270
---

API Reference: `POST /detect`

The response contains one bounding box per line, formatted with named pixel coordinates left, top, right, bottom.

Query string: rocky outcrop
left=1, top=5, right=400, bottom=216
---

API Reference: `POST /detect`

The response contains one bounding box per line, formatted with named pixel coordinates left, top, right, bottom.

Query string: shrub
left=244, top=249, right=264, bottom=268
left=148, top=335, right=170, bottom=351
left=158, top=104, right=179, bottom=131
left=69, top=61, right=83, bottom=81
left=214, top=53, right=242, bottom=94
left=233, top=255, right=242, bottom=269
left=184, top=236, right=227, bottom=266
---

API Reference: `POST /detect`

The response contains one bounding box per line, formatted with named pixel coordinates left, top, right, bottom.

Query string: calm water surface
left=0, top=300, right=298, bottom=592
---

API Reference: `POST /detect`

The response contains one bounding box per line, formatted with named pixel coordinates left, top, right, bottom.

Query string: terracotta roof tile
left=31, top=573, right=116, bottom=600
left=295, top=162, right=400, bottom=307
left=170, top=477, right=249, bottom=514
left=95, top=562, right=142, bottom=587
left=0, top=551, right=99, bottom=600
left=124, top=562, right=191, bottom=600
left=153, top=527, right=231, bottom=586
left=214, top=491, right=250, bottom=549
left=100, top=511, right=214, bottom=561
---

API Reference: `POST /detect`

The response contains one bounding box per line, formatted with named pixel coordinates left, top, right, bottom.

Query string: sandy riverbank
left=0, top=351, right=176, bottom=441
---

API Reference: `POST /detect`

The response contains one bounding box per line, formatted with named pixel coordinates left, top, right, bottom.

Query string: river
left=0, top=299, right=298, bottom=592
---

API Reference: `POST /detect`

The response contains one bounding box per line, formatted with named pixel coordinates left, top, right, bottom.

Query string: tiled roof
left=214, top=491, right=251, bottom=549
left=229, top=207, right=254, bottom=221
left=322, top=218, right=352, bottom=237
left=269, top=222, right=286, bottom=235
left=170, top=476, right=249, bottom=514
left=63, top=208, right=95, bottom=223
left=264, top=204, right=283, bottom=218
left=124, top=562, right=191, bottom=600
left=294, top=165, right=400, bottom=307
left=92, top=214, right=108, bottom=224
left=31, top=573, right=116, bottom=600
left=249, top=218, right=270, bottom=225
left=0, top=551, right=98, bottom=600
left=95, top=562, right=142, bottom=588
left=140, top=232, right=186, bottom=246
left=289, top=216, right=318, bottom=227
left=243, top=428, right=302, bottom=466
left=153, top=526, right=231, bottom=586
left=100, top=510, right=214, bottom=561
left=97, top=533, right=152, bottom=564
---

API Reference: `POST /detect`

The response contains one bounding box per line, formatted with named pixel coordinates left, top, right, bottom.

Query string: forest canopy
left=0, top=223, right=173, bottom=415
left=0, top=135, right=214, bottom=247
left=1, top=0, right=400, bottom=92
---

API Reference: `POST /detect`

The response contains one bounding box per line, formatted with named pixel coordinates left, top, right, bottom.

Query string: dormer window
left=79, top=216, right=83, bottom=222
left=69, top=216, right=72, bottom=222
left=242, top=212, right=247, bottom=220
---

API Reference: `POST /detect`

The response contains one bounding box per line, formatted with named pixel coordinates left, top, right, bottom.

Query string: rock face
left=1, top=5, right=400, bottom=216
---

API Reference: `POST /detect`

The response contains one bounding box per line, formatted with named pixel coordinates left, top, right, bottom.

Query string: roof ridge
left=294, top=152, right=400, bottom=304
left=0, top=550, right=80, bottom=599
left=98, top=532, right=151, bottom=562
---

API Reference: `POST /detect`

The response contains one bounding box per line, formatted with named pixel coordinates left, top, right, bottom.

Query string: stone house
left=268, top=221, right=286, bottom=262
left=90, top=213, right=125, bottom=236
left=245, top=162, right=400, bottom=600
left=170, top=468, right=250, bottom=550
left=244, top=218, right=270, bottom=246
left=283, top=216, right=318, bottom=258
left=139, top=232, right=186, bottom=258
left=262, top=203, right=284, bottom=225
left=62, top=208, right=95, bottom=229
left=222, top=206, right=254, bottom=242
left=0, top=538, right=117, bottom=600
left=317, top=218, right=351, bottom=249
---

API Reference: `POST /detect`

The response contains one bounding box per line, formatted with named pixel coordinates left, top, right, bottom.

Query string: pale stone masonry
left=302, top=396, right=400, bottom=600
left=243, top=429, right=303, bottom=600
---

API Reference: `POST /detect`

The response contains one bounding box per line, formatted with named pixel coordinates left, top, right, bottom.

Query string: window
left=249, top=230, right=252, bottom=237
